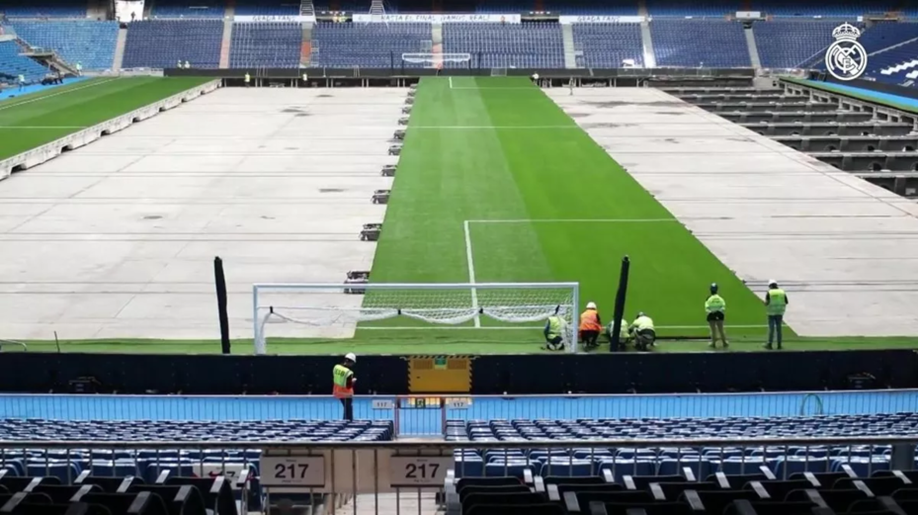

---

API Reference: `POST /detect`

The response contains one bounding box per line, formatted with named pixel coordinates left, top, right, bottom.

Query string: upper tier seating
left=543, top=0, right=639, bottom=15
left=230, top=22, right=302, bottom=68
left=123, top=20, right=222, bottom=69
left=573, top=23, right=643, bottom=68
left=0, top=418, right=394, bottom=442
left=443, top=22, right=564, bottom=68
left=151, top=0, right=226, bottom=18
left=754, top=21, right=835, bottom=69
left=651, top=19, right=750, bottom=67
left=12, top=20, right=118, bottom=70
left=311, top=22, right=430, bottom=68
left=0, top=41, right=46, bottom=83
left=0, top=0, right=85, bottom=18
left=646, top=0, right=739, bottom=17
left=235, top=0, right=300, bottom=15
left=752, top=0, right=896, bottom=17
left=865, top=40, right=918, bottom=85
left=859, top=22, right=918, bottom=51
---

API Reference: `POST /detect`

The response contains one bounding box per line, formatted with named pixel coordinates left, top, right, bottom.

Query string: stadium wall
left=0, top=350, right=914, bottom=394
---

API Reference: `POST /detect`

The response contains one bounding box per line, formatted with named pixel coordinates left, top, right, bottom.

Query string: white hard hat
left=586, top=302, right=597, bottom=310
left=345, top=353, right=357, bottom=363
left=768, top=279, right=778, bottom=286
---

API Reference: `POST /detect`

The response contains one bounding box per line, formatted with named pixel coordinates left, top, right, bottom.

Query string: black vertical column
left=609, top=256, right=631, bottom=352
left=214, top=256, right=231, bottom=355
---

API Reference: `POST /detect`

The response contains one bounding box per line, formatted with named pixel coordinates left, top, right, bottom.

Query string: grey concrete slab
left=546, top=87, right=918, bottom=337
left=0, top=88, right=408, bottom=341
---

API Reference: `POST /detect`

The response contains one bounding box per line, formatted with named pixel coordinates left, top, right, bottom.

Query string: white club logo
left=825, top=22, right=868, bottom=81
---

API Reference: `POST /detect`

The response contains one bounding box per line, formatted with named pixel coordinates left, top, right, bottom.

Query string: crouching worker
left=606, top=319, right=631, bottom=351
left=629, top=312, right=656, bottom=351
left=543, top=308, right=566, bottom=351
left=579, top=301, right=602, bottom=350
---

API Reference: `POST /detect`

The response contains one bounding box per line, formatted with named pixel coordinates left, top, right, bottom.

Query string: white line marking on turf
left=463, top=220, right=481, bottom=328
left=0, top=79, right=118, bottom=112
left=467, top=218, right=680, bottom=224
left=410, top=126, right=579, bottom=130
left=361, top=325, right=769, bottom=330
left=449, top=76, right=453, bottom=89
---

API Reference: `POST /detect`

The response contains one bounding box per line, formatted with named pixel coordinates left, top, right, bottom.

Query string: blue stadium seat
left=651, top=19, right=750, bottom=67
left=122, top=20, right=223, bottom=69
left=235, top=0, right=300, bottom=15
left=311, top=22, right=430, bottom=68
left=12, top=21, right=118, bottom=70
left=752, top=1, right=894, bottom=17
left=0, top=41, right=47, bottom=83
left=0, top=0, right=86, bottom=18
left=646, top=0, right=740, bottom=17
left=230, top=22, right=303, bottom=68
left=754, top=21, right=835, bottom=69
left=573, top=23, right=643, bottom=68
left=443, top=22, right=564, bottom=68
left=151, top=0, right=226, bottom=18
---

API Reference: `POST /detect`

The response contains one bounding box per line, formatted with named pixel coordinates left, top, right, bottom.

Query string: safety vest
left=767, top=288, right=787, bottom=316
left=579, top=309, right=601, bottom=332
left=705, top=294, right=726, bottom=314
left=332, top=364, right=354, bottom=398
left=632, top=315, right=654, bottom=332
left=17, top=75, right=23, bottom=83
left=244, top=73, right=251, bottom=83
left=546, top=316, right=563, bottom=339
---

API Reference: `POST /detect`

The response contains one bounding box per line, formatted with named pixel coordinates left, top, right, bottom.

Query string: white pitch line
left=467, top=218, right=680, bottom=223
left=463, top=220, right=481, bottom=328
left=449, top=76, right=453, bottom=89
left=361, top=325, right=769, bottom=330
left=0, top=78, right=118, bottom=112
left=410, top=126, right=579, bottom=130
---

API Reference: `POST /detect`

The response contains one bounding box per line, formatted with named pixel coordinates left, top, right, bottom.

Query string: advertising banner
left=234, top=15, right=317, bottom=22
left=558, top=15, right=644, bottom=23
left=352, top=13, right=521, bottom=23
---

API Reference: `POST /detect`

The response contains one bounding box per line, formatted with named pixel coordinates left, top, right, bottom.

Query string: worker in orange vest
left=333, top=353, right=356, bottom=421
left=579, top=301, right=603, bottom=350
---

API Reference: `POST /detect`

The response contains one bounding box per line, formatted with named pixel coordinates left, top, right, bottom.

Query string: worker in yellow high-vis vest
left=705, top=283, right=727, bottom=349
left=333, top=353, right=356, bottom=420
left=764, top=280, right=788, bottom=350
left=543, top=310, right=566, bottom=351
left=244, top=72, right=251, bottom=87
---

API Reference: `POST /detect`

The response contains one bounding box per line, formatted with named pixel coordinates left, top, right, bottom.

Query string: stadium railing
left=1, top=390, right=917, bottom=436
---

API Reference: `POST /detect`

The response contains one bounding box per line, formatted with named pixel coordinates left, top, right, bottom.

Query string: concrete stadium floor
left=0, top=88, right=404, bottom=340
left=546, top=87, right=918, bottom=337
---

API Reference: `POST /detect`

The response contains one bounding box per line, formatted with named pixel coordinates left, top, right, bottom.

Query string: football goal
left=401, top=52, right=472, bottom=69
left=252, top=282, right=579, bottom=354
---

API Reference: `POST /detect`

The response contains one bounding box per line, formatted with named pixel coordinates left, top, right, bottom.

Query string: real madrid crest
left=825, top=22, right=868, bottom=81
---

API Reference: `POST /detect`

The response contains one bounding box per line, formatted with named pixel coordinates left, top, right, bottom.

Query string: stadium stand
left=0, top=40, right=47, bottom=83
left=865, top=40, right=918, bottom=84
left=650, top=19, right=750, bottom=67
left=752, top=0, right=896, bottom=17
left=442, top=22, right=565, bottom=68
left=151, top=0, right=226, bottom=18
left=311, top=22, right=430, bottom=68
left=572, top=23, right=643, bottom=68
left=543, top=0, right=639, bottom=15
left=645, top=0, right=740, bottom=17
left=12, top=20, right=118, bottom=70
left=230, top=22, right=302, bottom=68
left=753, top=21, right=835, bottom=69
left=0, top=0, right=86, bottom=18
left=234, top=0, right=300, bottom=15
left=122, top=20, right=223, bottom=69
left=859, top=22, right=918, bottom=51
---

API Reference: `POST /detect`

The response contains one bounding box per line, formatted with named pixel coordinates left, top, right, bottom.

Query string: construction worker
left=177, top=59, right=182, bottom=69
left=764, top=280, right=787, bottom=350
left=244, top=72, right=251, bottom=87
left=705, top=283, right=728, bottom=349
left=629, top=312, right=656, bottom=351
left=17, top=74, right=24, bottom=91
left=579, top=301, right=602, bottom=350
left=543, top=309, right=566, bottom=351
left=183, top=60, right=190, bottom=69
left=606, top=319, right=631, bottom=351
left=75, top=62, right=82, bottom=76
left=333, top=353, right=356, bottom=420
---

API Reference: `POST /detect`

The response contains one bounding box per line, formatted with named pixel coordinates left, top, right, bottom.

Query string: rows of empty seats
left=443, top=22, right=564, bottom=68
left=455, top=414, right=918, bottom=441
left=235, top=0, right=300, bottom=15
left=645, top=0, right=739, bottom=17
left=0, top=419, right=393, bottom=442
left=311, top=22, right=429, bottom=68
left=867, top=40, right=918, bottom=84
left=754, top=21, right=834, bottom=69
left=0, top=0, right=85, bottom=18
left=230, top=22, right=302, bottom=68
left=0, top=471, right=247, bottom=515
left=447, top=468, right=918, bottom=515
left=651, top=20, right=749, bottom=67
left=573, top=23, right=643, bottom=68
left=0, top=40, right=47, bottom=83
left=123, top=20, right=222, bottom=69
left=12, top=20, right=117, bottom=70
left=150, top=0, right=226, bottom=18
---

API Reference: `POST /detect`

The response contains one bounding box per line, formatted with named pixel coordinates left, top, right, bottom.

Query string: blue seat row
left=11, top=20, right=118, bottom=70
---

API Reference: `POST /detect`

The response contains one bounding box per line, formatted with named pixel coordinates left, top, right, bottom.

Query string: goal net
left=253, top=282, right=579, bottom=354
left=401, top=52, right=471, bottom=69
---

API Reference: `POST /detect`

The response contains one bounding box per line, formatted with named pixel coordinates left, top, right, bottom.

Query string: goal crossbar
left=252, top=282, right=580, bottom=354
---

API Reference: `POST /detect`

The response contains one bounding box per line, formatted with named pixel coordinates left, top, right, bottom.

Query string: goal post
left=252, top=282, right=580, bottom=354
left=401, top=52, right=472, bottom=69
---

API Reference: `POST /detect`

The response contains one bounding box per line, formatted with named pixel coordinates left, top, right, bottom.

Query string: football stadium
left=3, top=2, right=918, bottom=515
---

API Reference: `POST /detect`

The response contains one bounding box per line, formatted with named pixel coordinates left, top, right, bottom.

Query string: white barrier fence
left=0, top=79, right=221, bottom=181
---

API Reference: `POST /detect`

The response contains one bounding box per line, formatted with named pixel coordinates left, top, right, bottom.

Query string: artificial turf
left=0, top=77, right=213, bottom=159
